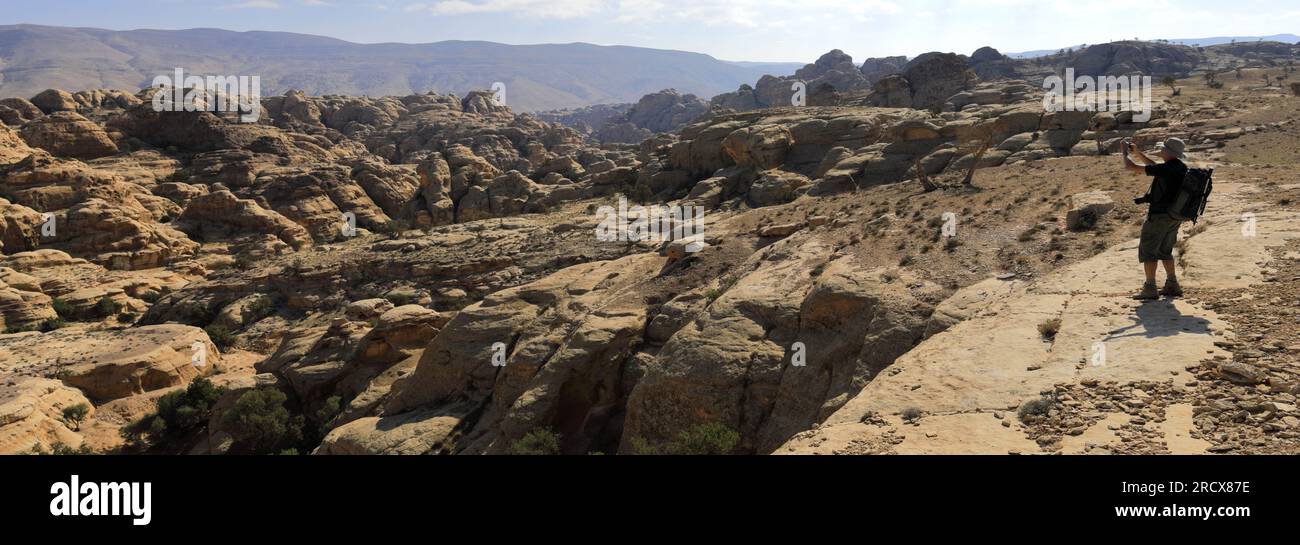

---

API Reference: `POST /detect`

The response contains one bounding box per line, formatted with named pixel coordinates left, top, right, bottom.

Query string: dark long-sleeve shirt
left=1143, top=159, right=1187, bottom=215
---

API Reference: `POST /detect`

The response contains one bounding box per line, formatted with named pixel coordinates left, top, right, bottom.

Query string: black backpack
left=1169, top=167, right=1213, bottom=224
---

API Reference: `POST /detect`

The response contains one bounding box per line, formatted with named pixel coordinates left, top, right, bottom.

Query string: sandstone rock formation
left=0, top=377, right=94, bottom=454
left=0, top=325, right=217, bottom=401
left=18, top=112, right=119, bottom=159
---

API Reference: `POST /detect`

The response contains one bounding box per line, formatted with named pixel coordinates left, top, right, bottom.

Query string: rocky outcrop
left=0, top=325, right=217, bottom=402
left=711, top=50, right=874, bottom=114
left=620, top=90, right=711, bottom=134
left=0, top=268, right=57, bottom=331
left=107, top=99, right=290, bottom=154
left=0, top=98, right=44, bottom=127
left=0, top=124, right=37, bottom=166
left=868, top=52, right=977, bottom=112
left=18, top=112, right=119, bottom=160
left=0, top=378, right=94, bottom=454
left=0, top=198, right=43, bottom=254
left=54, top=193, right=199, bottom=270
left=380, top=254, right=661, bottom=454
left=793, top=49, right=870, bottom=96
left=30, top=89, right=79, bottom=114
left=859, top=56, right=909, bottom=84
left=175, top=190, right=313, bottom=250
left=968, top=47, right=1019, bottom=80
left=1068, top=41, right=1202, bottom=77
left=624, top=245, right=941, bottom=453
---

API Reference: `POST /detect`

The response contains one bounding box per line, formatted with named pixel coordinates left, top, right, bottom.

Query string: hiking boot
left=1132, top=281, right=1159, bottom=301
left=1160, top=279, right=1183, bottom=298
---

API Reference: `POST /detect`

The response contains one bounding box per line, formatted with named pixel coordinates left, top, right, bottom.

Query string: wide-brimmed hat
left=1156, top=137, right=1186, bottom=159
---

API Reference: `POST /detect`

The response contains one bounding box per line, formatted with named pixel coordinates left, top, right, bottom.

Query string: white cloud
left=403, top=0, right=900, bottom=24
left=227, top=0, right=282, bottom=8
left=408, top=0, right=604, bottom=18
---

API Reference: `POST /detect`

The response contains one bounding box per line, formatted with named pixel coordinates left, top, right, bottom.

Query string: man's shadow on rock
left=1103, top=300, right=1212, bottom=342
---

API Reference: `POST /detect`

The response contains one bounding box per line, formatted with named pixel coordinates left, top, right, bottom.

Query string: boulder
left=747, top=170, right=809, bottom=207
left=722, top=125, right=793, bottom=170
left=1066, top=191, right=1115, bottom=230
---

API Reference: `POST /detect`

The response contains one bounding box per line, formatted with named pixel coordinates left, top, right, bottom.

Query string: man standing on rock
left=1123, top=137, right=1188, bottom=300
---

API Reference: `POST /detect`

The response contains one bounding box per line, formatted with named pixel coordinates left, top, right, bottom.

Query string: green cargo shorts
left=1139, top=213, right=1183, bottom=262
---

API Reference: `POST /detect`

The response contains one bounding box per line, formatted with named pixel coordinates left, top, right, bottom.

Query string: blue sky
left=4, top=0, right=1299, bottom=62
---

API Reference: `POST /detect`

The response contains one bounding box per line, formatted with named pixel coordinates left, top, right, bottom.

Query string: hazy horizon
left=4, top=0, right=1299, bottom=63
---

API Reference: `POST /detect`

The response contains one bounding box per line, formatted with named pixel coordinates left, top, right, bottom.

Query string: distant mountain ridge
left=1007, top=33, right=1300, bottom=58
left=0, top=24, right=803, bottom=112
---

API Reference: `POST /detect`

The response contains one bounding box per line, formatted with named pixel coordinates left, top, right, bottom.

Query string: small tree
left=62, top=403, right=90, bottom=431
left=1160, top=75, right=1177, bottom=90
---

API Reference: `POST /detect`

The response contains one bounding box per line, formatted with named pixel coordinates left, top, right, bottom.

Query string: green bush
left=507, top=429, right=562, bottom=455
left=204, top=324, right=236, bottom=350
left=224, top=387, right=304, bottom=454
left=664, top=422, right=740, bottom=455
left=50, top=298, right=74, bottom=319
left=1017, top=396, right=1057, bottom=422
left=623, top=182, right=653, bottom=204
left=29, top=442, right=94, bottom=455
left=634, top=422, right=741, bottom=455
left=95, top=295, right=122, bottom=318
left=1037, top=318, right=1062, bottom=340
left=246, top=295, right=277, bottom=321
left=38, top=318, right=67, bottom=332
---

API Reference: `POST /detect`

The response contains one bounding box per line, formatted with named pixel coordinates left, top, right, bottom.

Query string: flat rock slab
left=0, top=324, right=217, bottom=402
